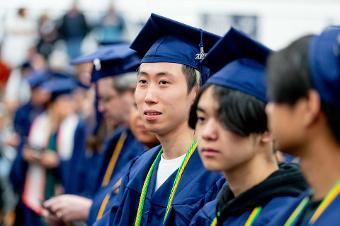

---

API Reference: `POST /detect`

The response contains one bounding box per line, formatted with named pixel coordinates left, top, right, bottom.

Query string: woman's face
left=53, top=94, right=75, bottom=119
left=195, top=86, right=259, bottom=172
left=129, top=102, right=158, bottom=148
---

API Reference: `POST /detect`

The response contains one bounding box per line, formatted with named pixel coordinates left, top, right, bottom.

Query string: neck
left=225, top=150, right=278, bottom=197
left=48, top=109, right=62, bottom=131
left=157, top=122, right=195, bottom=159
left=299, top=135, right=340, bottom=200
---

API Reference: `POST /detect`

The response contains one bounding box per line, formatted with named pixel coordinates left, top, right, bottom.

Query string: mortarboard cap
left=130, top=13, right=221, bottom=84
left=203, top=28, right=272, bottom=102
left=309, top=26, right=340, bottom=107
left=73, top=43, right=140, bottom=83
left=25, top=70, right=53, bottom=88
left=41, top=78, right=77, bottom=101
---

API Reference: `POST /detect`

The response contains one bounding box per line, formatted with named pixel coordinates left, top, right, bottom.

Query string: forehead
left=138, top=62, right=185, bottom=78
left=198, top=86, right=218, bottom=111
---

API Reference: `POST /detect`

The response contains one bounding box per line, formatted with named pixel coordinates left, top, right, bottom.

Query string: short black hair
left=267, top=35, right=340, bottom=144
left=267, top=35, right=313, bottom=105
left=182, top=65, right=200, bottom=93
left=189, top=84, right=267, bottom=137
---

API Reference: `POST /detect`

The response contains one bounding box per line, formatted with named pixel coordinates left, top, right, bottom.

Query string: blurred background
left=0, top=0, right=338, bottom=225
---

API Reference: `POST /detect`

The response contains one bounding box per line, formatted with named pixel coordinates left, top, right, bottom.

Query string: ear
left=189, top=85, right=199, bottom=103
left=303, top=90, right=322, bottom=127
left=259, top=131, right=273, bottom=144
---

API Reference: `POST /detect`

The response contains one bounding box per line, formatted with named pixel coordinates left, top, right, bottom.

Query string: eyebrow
left=196, top=106, right=206, bottom=113
left=137, top=70, right=175, bottom=78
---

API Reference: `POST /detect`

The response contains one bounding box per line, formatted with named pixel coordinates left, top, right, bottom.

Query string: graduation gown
left=86, top=128, right=145, bottom=225
left=92, top=127, right=145, bottom=192
left=13, top=102, right=44, bottom=140
left=104, top=145, right=225, bottom=226
left=9, top=114, right=87, bottom=226
left=190, top=163, right=309, bottom=226
left=266, top=189, right=340, bottom=226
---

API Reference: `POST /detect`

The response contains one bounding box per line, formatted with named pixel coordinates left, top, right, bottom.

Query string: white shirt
left=155, top=153, right=186, bottom=191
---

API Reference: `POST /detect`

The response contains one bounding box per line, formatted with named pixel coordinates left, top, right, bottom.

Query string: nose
left=265, top=103, right=273, bottom=116
left=144, top=85, right=158, bottom=105
left=200, top=120, right=218, bottom=141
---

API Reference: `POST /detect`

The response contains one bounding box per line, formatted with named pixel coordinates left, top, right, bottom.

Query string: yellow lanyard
left=284, top=180, right=340, bottom=226
left=134, top=140, right=197, bottom=226
left=211, top=207, right=262, bottom=226
left=96, top=132, right=127, bottom=220
left=101, top=131, right=127, bottom=187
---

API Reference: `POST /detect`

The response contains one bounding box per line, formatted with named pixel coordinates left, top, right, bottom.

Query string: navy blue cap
left=309, top=26, right=340, bottom=107
left=203, top=28, right=272, bottom=102
left=41, top=78, right=77, bottom=100
left=72, top=43, right=140, bottom=83
left=130, top=13, right=221, bottom=84
left=25, top=70, right=53, bottom=88
left=70, top=43, right=131, bottom=65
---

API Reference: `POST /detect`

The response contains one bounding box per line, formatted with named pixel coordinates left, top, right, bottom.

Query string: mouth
left=144, top=110, right=162, bottom=121
left=200, top=148, right=220, bottom=158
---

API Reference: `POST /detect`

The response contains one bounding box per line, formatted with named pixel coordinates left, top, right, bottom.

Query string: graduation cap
left=25, top=70, right=53, bottom=88
left=41, top=78, right=77, bottom=101
left=72, top=43, right=140, bottom=83
left=130, top=13, right=221, bottom=84
left=309, top=26, right=340, bottom=107
left=203, top=28, right=272, bottom=102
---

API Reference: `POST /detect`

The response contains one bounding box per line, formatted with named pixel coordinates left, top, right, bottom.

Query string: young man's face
left=135, top=62, right=197, bottom=136
left=195, top=86, right=260, bottom=172
left=266, top=100, right=308, bottom=155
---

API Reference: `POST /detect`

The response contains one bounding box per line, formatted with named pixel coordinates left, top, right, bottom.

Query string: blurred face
left=129, top=103, right=158, bottom=148
left=74, top=63, right=92, bottom=86
left=195, top=86, right=259, bottom=172
left=135, top=62, right=197, bottom=136
left=53, top=94, right=75, bottom=119
left=266, top=101, right=307, bottom=155
left=31, top=88, right=51, bottom=106
left=97, top=77, right=131, bottom=127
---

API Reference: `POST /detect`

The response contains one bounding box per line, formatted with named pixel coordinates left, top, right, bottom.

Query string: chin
left=274, top=141, right=301, bottom=156
left=201, top=159, right=224, bottom=172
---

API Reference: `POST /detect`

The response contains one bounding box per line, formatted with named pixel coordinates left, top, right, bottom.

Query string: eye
left=137, top=79, right=148, bottom=87
left=196, top=116, right=206, bottom=124
left=159, top=80, right=170, bottom=85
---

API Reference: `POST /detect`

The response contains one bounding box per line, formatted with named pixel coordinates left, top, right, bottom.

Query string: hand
left=43, top=194, right=92, bottom=222
left=23, top=147, right=41, bottom=163
left=40, top=151, right=59, bottom=169
left=42, top=208, right=64, bottom=226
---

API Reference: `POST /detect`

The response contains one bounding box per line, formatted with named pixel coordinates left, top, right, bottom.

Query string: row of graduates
left=11, top=13, right=340, bottom=226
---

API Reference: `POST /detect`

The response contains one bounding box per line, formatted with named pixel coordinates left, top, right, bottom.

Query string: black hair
left=267, top=35, right=313, bottom=105
left=267, top=35, right=340, bottom=144
left=182, top=65, right=200, bottom=93
left=189, top=84, right=267, bottom=137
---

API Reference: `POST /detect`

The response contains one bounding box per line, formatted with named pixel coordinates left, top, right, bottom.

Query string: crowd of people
left=0, top=4, right=339, bottom=226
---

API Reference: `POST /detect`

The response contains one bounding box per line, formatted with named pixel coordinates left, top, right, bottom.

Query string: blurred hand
left=42, top=209, right=64, bottom=226
left=40, top=151, right=59, bottom=169
left=43, top=194, right=92, bottom=222
left=23, top=147, right=41, bottom=163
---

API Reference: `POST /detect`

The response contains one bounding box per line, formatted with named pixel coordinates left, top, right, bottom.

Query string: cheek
left=134, top=88, right=145, bottom=105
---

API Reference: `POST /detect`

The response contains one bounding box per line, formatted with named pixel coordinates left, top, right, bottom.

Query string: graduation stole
left=22, top=113, right=79, bottom=215
left=284, top=180, right=340, bottom=226
left=96, top=132, right=128, bottom=220
left=211, top=206, right=262, bottom=226
left=134, top=140, right=197, bottom=226
left=101, top=131, right=128, bottom=187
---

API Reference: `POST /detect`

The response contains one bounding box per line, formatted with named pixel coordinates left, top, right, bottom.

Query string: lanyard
left=284, top=180, right=340, bottom=226
left=211, top=207, right=262, bottom=226
left=101, top=131, right=127, bottom=187
left=134, top=140, right=197, bottom=226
